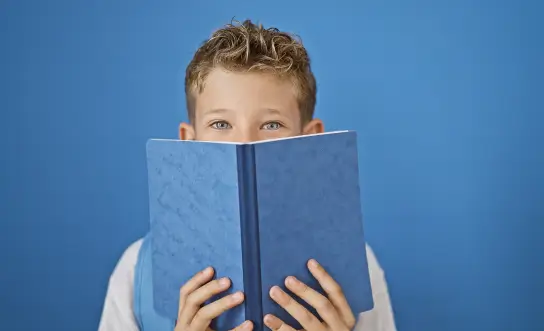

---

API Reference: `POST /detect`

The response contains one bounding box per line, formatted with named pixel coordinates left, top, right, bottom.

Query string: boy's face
left=179, top=68, right=324, bottom=143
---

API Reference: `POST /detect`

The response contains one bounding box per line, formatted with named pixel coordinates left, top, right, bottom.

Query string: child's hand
left=174, top=266, right=253, bottom=331
left=264, top=259, right=356, bottom=331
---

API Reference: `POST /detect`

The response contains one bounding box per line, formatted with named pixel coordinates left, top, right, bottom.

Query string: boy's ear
left=179, top=122, right=195, bottom=140
left=302, top=118, right=325, bottom=135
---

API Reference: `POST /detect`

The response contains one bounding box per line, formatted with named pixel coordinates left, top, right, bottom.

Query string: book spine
left=237, top=144, right=263, bottom=330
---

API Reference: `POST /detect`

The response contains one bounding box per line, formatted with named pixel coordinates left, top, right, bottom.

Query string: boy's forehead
left=194, top=68, right=300, bottom=115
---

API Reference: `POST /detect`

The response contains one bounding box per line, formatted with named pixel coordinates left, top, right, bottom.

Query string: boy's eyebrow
left=203, top=108, right=231, bottom=115
left=203, top=108, right=232, bottom=116
left=203, top=108, right=283, bottom=115
left=262, top=108, right=282, bottom=115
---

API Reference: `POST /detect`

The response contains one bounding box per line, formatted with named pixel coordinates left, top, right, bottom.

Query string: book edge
left=146, top=130, right=353, bottom=146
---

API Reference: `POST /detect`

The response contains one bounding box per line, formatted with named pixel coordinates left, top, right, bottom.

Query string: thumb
left=229, top=321, right=253, bottom=331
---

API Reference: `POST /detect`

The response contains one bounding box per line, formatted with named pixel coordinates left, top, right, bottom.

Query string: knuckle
left=299, top=282, right=310, bottom=294
left=317, top=299, right=335, bottom=314
left=285, top=295, right=295, bottom=306
left=329, top=283, right=343, bottom=296
left=174, top=320, right=188, bottom=331
left=186, top=293, right=199, bottom=306
left=179, top=286, right=188, bottom=297
left=193, top=309, right=209, bottom=323
left=217, top=297, right=234, bottom=310
left=300, top=309, right=316, bottom=325
left=212, top=279, right=224, bottom=289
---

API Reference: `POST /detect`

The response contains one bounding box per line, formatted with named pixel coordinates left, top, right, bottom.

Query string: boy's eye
left=210, top=121, right=232, bottom=130
left=262, top=122, right=282, bottom=130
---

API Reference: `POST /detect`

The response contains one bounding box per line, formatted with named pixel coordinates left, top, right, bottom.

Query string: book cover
left=146, top=131, right=373, bottom=331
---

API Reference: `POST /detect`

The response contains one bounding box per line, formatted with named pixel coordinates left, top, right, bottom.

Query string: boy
left=98, top=20, right=396, bottom=331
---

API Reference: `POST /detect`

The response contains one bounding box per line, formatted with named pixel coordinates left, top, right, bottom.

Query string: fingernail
left=264, top=314, right=281, bottom=329
left=202, top=266, right=213, bottom=275
left=242, top=320, right=251, bottom=330
left=219, top=277, right=230, bottom=286
left=231, top=292, right=244, bottom=301
left=286, top=276, right=300, bottom=287
left=308, top=259, right=319, bottom=269
left=270, top=286, right=280, bottom=298
left=269, top=286, right=289, bottom=305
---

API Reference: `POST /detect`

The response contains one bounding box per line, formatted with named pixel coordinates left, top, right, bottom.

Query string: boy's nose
left=233, top=130, right=258, bottom=143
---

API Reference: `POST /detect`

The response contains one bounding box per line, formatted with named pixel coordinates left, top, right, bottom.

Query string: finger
left=269, top=286, right=325, bottom=331
left=178, top=266, right=215, bottom=319
left=229, top=320, right=253, bottom=331
left=191, top=291, right=245, bottom=330
left=263, top=314, right=297, bottom=331
left=285, top=276, right=346, bottom=331
left=308, top=259, right=356, bottom=328
left=178, top=277, right=232, bottom=326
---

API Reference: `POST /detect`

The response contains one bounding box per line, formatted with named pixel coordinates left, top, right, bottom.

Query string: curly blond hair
left=185, top=19, right=317, bottom=124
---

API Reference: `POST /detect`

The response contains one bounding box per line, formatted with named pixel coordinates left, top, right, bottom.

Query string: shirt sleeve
left=97, top=239, right=143, bottom=331
left=353, top=245, right=397, bottom=331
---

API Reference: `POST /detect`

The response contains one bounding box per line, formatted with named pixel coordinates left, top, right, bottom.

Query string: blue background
left=1, top=1, right=542, bottom=330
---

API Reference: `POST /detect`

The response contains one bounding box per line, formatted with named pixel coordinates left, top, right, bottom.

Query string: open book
left=146, top=131, right=373, bottom=330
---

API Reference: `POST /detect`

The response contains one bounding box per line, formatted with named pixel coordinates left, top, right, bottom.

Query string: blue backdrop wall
left=1, top=1, right=542, bottom=330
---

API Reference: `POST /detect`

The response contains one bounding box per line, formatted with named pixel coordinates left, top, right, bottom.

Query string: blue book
left=146, top=131, right=374, bottom=331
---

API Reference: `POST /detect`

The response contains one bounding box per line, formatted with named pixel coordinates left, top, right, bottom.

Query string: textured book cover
left=146, top=131, right=373, bottom=331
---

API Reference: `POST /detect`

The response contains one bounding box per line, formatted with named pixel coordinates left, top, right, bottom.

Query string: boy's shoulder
left=116, top=238, right=144, bottom=273
left=99, top=238, right=145, bottom=331
left=107, top=238, right=144, bottom=291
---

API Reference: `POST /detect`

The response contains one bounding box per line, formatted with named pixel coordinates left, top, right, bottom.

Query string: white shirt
left=98, top=239, right=396, bottom=331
